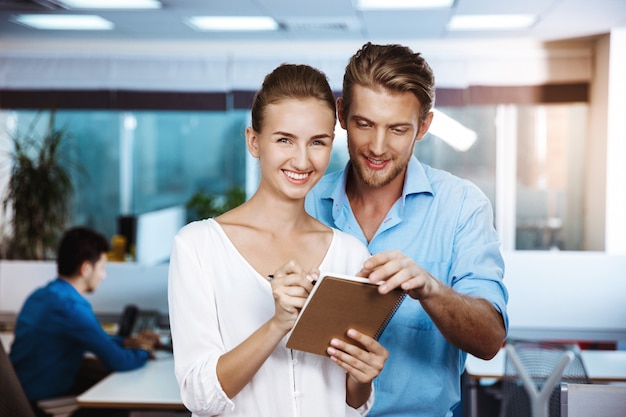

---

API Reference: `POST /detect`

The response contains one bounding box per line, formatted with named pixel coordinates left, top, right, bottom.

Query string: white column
left=119, top=112, right=136, bottom=215
left=605, top=27, right=626, bottom=254
left=495, top=105, right=518, bottom=251
left=0, top=111, right=16, bottom=232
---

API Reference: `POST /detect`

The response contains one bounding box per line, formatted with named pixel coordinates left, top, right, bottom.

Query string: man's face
left=84, top=253, right=107, bottom=293
left=339, top=85, right=432, bottom=188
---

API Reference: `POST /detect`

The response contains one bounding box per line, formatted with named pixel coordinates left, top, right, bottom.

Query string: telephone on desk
left=118, top=304, right=172, bottom=352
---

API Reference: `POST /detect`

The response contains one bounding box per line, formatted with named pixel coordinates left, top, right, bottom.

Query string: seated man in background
left=9, top=226, right=159, bottom=416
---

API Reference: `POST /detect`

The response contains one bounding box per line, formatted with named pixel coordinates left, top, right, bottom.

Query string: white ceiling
left=0, top=0, right=625, bottom=44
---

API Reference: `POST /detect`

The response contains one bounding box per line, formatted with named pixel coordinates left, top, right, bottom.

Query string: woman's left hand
left=326, top=328, right=388, bottom=384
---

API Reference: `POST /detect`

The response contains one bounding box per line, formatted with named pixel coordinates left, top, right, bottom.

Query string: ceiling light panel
left=187, top=16, right=279, bottom=32
left=52, top=0, right=162, bottom=9
left=356, top=0, right=454, bottom=9
left=448, top=14, right=537, bottom=31
left=13, top=14, right=114, bottom=30
left=282, top=17, right=360, bottom=32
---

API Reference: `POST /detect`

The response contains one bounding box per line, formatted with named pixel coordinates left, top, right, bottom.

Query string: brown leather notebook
left=285, top=272, right=406, bottom=356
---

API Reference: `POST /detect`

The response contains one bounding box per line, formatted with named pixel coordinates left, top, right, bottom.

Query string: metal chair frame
left=500, top=340, right=590, bottom=417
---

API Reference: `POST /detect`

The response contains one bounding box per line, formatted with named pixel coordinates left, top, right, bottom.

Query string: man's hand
left=357, top=250, right=505, bottom=359
left=124, top=330, right=160, bottom=356
left=357, top=250, right=439, bottom=300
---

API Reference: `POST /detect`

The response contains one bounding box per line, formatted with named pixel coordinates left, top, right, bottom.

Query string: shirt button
left=294, top=391, right=301, bottom=397
left=292, top=358, right=299, bottom=365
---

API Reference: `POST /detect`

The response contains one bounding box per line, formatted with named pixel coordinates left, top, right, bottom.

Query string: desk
left=464, top=349, right=626, bottom=417
left=577, top=350, right=626, bottom=382
left=77, top=354, right=185, bottom=411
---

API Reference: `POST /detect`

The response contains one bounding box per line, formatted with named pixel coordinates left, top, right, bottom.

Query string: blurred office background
left=0, top=0, right=624, bottom=257
left=1, top=5, right=626, bottom=414
left=0, top=103, right=588, bottom=252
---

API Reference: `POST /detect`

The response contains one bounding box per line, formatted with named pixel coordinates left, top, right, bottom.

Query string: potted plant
left=1, top=111, right=76, bottom=260
left=186, top=186, right=246, bottom=222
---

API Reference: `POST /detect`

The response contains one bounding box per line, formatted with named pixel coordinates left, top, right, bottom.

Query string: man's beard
left=350, top=151, right=409, bottom=188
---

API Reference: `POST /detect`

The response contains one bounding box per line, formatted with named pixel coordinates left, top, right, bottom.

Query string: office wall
left=503, top=251, right=626, bottom=341
left=0, top=261, right=169, bottom=315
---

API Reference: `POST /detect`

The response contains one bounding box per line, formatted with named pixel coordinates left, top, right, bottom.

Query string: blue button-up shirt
left=9, top=278, right=150, bottom=401
left=305, top=156, right=509, bottom=417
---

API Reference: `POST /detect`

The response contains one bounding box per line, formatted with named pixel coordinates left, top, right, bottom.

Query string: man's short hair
left=56, top=227, right=110, bottom=276
left=342, top=42, right=436, bottom=123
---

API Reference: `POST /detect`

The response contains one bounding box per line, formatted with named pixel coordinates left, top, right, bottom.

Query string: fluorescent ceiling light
left=448, top=14, right=536, bottom=31
left=282, top=17, right=360, bottom=32
left=429, top=109, right=477, bottom=152
left=52, top=0, right=161, bottom=9
left=13, top=14, right=114, bottom=30
left=187, top=16, right=279, bottom=32
left=356, top=0, right=454, bottom=10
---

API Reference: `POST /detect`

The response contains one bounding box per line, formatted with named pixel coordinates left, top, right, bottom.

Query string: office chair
left=0, top=339, right=36, bottom=417
left=0, top=341, right=78, bottom=417
left=499, top=339, right=590, bottom=417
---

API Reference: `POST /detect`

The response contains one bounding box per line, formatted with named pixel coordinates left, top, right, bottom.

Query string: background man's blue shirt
left=9, top=278, right=150, bottom=401
left=305, top=156, right=509, bottom=417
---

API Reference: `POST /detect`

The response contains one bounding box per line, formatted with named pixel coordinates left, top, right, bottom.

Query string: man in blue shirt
left=305, top=42, right=509, bottom=417
left=9, top=227, right=158, bottom=415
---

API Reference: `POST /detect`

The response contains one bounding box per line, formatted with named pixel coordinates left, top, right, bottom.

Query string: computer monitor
left=135, top=206, right=185, bottom=266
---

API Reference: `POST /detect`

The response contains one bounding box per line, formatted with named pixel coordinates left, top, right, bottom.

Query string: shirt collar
left=403, top=156, right=433, bottom=197
left=323, top=163, right=350, bottom=202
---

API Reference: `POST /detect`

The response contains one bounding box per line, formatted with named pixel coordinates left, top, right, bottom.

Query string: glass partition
left=0, top=102, right=594, bottom=254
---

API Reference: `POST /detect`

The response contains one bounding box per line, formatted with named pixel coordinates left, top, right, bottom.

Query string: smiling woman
left=167, top=63, right=388, bottom=417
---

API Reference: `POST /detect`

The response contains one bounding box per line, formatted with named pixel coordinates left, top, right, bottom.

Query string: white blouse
left=168, top=219, right=373, bottom=417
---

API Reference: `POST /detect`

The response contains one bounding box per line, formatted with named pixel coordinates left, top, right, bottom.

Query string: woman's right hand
left=215, top=261, right=315, bottom=399
left=269, top=260, right=315, bottom=333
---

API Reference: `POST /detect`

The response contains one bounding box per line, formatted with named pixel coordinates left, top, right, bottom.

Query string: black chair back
left=0, top=341, right=37, bottom=417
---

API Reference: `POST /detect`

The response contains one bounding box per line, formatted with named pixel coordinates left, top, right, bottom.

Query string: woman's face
left=247, top=97, right=335, bottom=201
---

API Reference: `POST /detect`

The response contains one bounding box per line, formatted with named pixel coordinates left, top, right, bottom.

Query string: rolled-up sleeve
left=450, top=184, right=509, bottom=333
